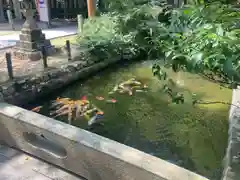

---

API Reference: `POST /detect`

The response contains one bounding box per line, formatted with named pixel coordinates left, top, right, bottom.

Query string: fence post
left=66, top=40, right=71, bottom=61
left=87, top=0, right=96, bottom=18
left=5, top=52, right=13, bottom=80
left=77, top=14, right=84, bottom=33
left=41, top=46, right=48, bottom=68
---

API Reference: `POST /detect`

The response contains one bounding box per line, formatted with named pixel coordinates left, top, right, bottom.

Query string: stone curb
left=0, top=103, right=209, bottom=180
left=222, top=87, right=240, bottom=180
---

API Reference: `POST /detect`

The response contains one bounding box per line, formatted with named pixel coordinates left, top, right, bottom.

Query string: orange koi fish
left=31, top=106, right=42, bottom=113
left=106, top=99, right=117, bottom=103
left=81, top=96, right=88, bottom=104
left=96, top=96, right=105, bottom=100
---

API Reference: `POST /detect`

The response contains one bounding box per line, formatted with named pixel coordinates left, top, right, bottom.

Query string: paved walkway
left=0, top=26, right=77, bottom=49
left=0, top=49, right=69, bottom=83
left=0, top=144, right=84, bottom=180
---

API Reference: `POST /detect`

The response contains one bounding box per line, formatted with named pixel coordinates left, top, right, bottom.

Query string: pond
left=27, top=60, right=231, bottom=180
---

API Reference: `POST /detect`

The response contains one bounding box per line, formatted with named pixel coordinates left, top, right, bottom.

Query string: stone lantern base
left=12, top=6, right=55, bottom=61
left=13, top=27, right=55, bottom=61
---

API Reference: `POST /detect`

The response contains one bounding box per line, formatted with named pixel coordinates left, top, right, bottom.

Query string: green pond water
left=32, top=60, right=231, bottom=180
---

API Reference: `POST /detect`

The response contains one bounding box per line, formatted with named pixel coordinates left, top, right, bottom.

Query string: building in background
left=48, top=0, right=87, bottom=20
left=0, top=0, right=23, bottom=21
left=0, top=0, right=87, bottom=23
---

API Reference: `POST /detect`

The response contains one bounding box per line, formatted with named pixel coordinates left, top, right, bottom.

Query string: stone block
left=18, top=41, right=39, bottom=50
left=14, top=25, right=54, bottom=61
left=19, top=33, right=43, bottom=42
left=21, top=28, right=42, bottom=38
left=13, top=50, right=41, bottom=61
left=223, top=88, right=240, bottom=180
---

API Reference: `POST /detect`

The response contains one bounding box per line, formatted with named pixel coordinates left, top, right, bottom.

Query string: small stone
left=2, top=85, right=15, bottom=95
left=17, top=79, right=26, bottom=84
left=75, top=62, right=83, bottom=70
left=81, top=61, right=88, bottom=68
left=67, top=65, right=77, bottom=72
left=232, top=155, right=240, bottom=164
left=42, top=74, right=50, bottom=82
left=48, top=71, right=57, bottom=79
left=30, top=76, right=41, bottom=84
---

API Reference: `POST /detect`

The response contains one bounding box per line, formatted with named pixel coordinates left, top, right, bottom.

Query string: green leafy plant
left=77, top=2, right=169, bottom=61
left=77, top=0, right=239, bottom=106
left=152, top=2, right=240, bottom=106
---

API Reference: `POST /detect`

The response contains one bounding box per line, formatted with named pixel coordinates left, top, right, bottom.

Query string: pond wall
left=0, top=103, right=209, bottom=180
left=222, top=87, right=240, bottom=180
left=0, top=57, right=121, bottom=106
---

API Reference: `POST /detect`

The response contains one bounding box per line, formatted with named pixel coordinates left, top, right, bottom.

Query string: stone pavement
left=0, top=144, right=84, bottom=180
left=0, top=26, right=77, bottom=49
left=0, top=48, right=69, bottom=83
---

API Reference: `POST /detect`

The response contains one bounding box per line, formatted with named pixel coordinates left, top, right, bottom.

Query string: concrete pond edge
left=0, top=103, right=209, bottom=180
left=222, top=87, right=240, bottom=180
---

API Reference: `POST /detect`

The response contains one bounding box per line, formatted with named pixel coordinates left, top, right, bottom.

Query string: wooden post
left=5, top=53, right=14, bottom=80
left=87, top=0, right=96, bottom=18
left=66, top=40, right=71, bottom=61
left=77, top=14, right=84, bottom=33
left=41, top=46, right=48, bottom=68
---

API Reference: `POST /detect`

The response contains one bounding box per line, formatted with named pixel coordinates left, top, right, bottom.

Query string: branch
left=200, top=72, right=239, bottom=89
left=194, top=100, right=240, bottom=108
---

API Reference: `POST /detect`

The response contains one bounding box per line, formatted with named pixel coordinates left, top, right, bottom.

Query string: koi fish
left=31, top=106, right=42, bottom=113
left=81, top=96, right=88, bottom=104
left=88, top=113, right=104, bottom=126
left=96, top=96, right=105, bottom=100
left=128, top=90, right=133, bottom=96
left=56, top=97, right=70, bottom=102
left=50, top=102, right=63, bottom=109
left=55, top=104, right=71, bottom=114
left=106, top=99, right=117, bottom=103
left=53, top=109, right=70, bottom=118
left=96, top=111, right=104, bottom=115
left=81, top=96, right=87, bottom=101
left=135, top=90, right=147, bottom=92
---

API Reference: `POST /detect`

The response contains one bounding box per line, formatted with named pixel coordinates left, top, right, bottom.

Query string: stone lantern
left=13, top=0, right=54, bottom=61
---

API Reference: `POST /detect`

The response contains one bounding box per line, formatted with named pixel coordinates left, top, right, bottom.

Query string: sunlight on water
left=31, top=60, right=231, bottom=180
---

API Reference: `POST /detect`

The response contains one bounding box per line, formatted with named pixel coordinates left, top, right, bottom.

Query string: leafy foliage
left=77, top=3, right=167, bottom=60
left=151, top=2, right=240, bottom=105
left=156, top=2, right=240, bottom=87
left=76, top=14, right=140, bottom=60
left=77, top=0, right=239, bottom=105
